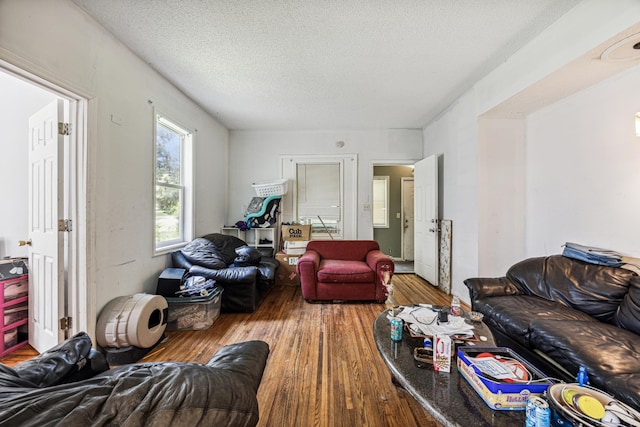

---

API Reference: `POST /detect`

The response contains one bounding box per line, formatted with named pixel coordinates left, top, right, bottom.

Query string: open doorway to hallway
left=372, top=164, right=414, bottom=273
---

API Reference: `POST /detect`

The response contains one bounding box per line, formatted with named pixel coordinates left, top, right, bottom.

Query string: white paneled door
left=414, top=155, right=439, bottom=285
left=28, top=99, right=65, bottom=352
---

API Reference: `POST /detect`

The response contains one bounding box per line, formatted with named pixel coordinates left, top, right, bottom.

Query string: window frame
left=153, top=109, right=194, bottom=255
left=372, top=175, right=389, bottom=228
left=281, top=154, right=358, bottom=240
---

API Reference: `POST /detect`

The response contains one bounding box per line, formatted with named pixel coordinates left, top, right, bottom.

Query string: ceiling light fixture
left=635, top=112, right=640, bottom=137
left=600, top=33, right=640, bottom=62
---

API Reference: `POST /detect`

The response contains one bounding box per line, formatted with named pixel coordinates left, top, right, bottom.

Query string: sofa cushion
left=605, top=373, right=640, bottom=412
left=614, top=276, right=640, bottom=335
left=317, top=260, right=375, bottom=283
left=529, top=320, right=640, bottom=393
left=507, top=255, right=634, bottom=323
left=474, top=295, right=597, bottom=347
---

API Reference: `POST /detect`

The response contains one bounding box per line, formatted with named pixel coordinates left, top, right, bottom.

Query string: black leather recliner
left=0, top=332, right=270, bottom=426
left=171, top=233, right=278, bottom=312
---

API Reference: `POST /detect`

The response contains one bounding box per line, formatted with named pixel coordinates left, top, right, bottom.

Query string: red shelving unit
left=0, top=274, right=29, bottom=357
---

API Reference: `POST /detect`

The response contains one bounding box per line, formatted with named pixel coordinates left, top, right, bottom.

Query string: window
left=154, top=113, right=193, bottom=253
left=296, top=163, right=342, bottom=238
left=281, top=155, right=357, bottom=239
left=372, top=176, right=389, bottom=228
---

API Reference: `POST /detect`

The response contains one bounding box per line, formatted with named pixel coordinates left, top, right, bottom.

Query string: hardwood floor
left=1, top=274, right=467, bottom=427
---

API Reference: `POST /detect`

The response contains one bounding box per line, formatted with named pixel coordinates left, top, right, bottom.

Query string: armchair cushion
left=181, top=238, right=226, bottom=270
left=317, top=260, right=375, bottom=283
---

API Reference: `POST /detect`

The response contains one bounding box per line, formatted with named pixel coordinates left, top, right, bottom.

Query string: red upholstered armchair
left=297, top=240, right=394, bottom=302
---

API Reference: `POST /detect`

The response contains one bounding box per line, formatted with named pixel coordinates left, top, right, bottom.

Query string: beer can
left=390, top=317, right=403, bottom=341
left=525, top=395, right=550, bottom=427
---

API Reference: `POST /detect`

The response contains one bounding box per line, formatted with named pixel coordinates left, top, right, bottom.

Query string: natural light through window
left=154, top=113, right=193, bottom=253
left=372, top=176, right=389, bottom=228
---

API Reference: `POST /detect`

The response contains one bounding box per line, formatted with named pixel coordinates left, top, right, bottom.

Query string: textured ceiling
left=71, top=0, right=580, bottom=130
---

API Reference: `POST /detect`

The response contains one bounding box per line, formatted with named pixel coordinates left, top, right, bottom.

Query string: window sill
left=154, top=241, right=187, bottom=257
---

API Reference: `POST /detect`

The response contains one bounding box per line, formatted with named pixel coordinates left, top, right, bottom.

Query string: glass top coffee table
left=373, top=308, right=525, bottom=427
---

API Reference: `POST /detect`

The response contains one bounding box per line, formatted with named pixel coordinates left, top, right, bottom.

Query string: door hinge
left=58, top=219, right=72, bottom=232
left=59, top=317, right=72, bottom=331
left=58, top=122, right=71, bottom=136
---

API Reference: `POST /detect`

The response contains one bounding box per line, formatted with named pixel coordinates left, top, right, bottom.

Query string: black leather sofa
left=464, top=255, right=640, bottom=411
left=0, top=332, right=270, bottom=426
left=171, top=233, right=278, bottom=312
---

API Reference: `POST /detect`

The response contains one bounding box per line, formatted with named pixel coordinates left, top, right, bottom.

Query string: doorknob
left=18, top=239, right=32, bottom=246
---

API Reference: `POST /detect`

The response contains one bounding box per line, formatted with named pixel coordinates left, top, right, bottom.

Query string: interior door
left=28, top=99, right=65, bottom=352
left=401, top=178, right=414, bottom=260
left=414, top=155, right=438, bottom=285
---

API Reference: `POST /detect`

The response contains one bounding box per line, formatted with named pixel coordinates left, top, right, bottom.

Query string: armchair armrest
left=189, top=265, right=258, bottom=284
left=463, top=276, right=522, bottom=303
left=366, top=250, right=394, bottom=301
left=297, top=250, right=320, bottom=273
left=366, top=250, right=393, bottom=272
left=297, top=250, right=320, bottom=300
left=171, top=250, right=193, bottom=270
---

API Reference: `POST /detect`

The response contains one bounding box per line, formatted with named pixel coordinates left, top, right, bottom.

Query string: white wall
left=526, top=65, right=640, bottom=257
left=0, top=72, right=57, bottom=259
left=228, top=129, right=422, bottom=239
left=423, top=90, right=480, bottom=301
left=0, top=0, right=229, bottom=336
left=423, top=0, right=640, bottom=304
left=477, top=118, right=526, bottom=276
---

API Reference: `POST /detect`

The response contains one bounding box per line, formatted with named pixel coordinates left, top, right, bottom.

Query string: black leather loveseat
left=464, top=255, right=640, bottom=410
left=171, top=233, right=278, bottom=312
left=0, top=332, right=270, bottom=426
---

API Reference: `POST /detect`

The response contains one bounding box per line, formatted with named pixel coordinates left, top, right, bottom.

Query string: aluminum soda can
left=525, top=395, right=550, bottom=427
left=390, top=317, right=403, bottom=341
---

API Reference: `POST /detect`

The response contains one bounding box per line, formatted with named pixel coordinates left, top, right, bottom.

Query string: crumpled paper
left=389, top=306, right=474, bottom=337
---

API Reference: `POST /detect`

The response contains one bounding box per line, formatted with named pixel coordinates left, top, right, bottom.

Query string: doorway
left=0, top=62, right=88, bottom=351
left=372, top=164, right=415, bottom=273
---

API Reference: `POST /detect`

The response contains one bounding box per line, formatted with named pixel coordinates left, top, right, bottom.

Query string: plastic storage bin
left=457, top=346, right=554, bottom=410
left=4, top=302, right=28, bottom=325
left=165, top=287, right=223, bottom=331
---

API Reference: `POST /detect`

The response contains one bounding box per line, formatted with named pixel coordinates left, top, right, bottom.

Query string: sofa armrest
left=206, top=340, right=270, bottom=393
left=464, top=277, right=522, bottom=302
left=12, top=332, right=106, bottom=388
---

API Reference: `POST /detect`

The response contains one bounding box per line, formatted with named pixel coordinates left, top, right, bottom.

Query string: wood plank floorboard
left=1, top=274, right=468, bottom=427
